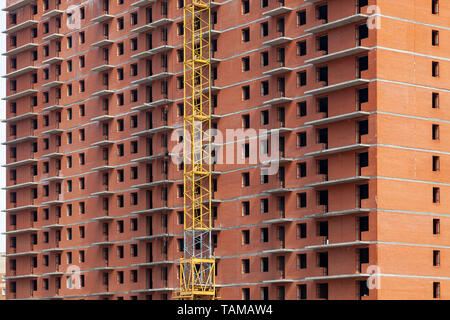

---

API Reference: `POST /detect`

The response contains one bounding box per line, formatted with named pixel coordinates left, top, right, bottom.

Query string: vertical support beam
left=178, top=0, right=216, bottom=300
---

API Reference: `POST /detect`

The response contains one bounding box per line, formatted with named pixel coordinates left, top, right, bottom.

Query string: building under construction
left=3, top=0, right=450, bottom=300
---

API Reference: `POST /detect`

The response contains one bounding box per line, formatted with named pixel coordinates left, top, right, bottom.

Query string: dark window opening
left=317, top=283, right=328, bottom=299
left=358, top=24, right=369, bottom=45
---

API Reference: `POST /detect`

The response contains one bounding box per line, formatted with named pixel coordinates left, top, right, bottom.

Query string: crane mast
left=177, top=0, right=216, bottom=300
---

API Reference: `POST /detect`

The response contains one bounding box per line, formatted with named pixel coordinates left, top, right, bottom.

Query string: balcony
left=305, top=14, right=369, bottom=34
left=262, top=34, right=292, bottom=47
left=42, top=103, right=63, bottom=112
left=305, top=111, right=370, bottom=126
left=3, top=227, right=39, bottom=235
left=43, top=51, right=64, bottom=65
left=42, top=29, right=64, bottom=42
left=305, top=240, right=372, bottom=251
left=306, top=208, right=371, bottom=219
left=91, top=113, right=115, bottom=122
left=3, top=181, right=38, bottom=191
left=41, top=175, right=64, bottom=183
left=131, top=206, right=176, bottom=215
left=131, top=45, right=174, bottom=59
left=3, top=42, right=38, bottom=57
left=2, top=156, right=38, bottom=168
left=131, top=152, right=169, bottom=163
left=3, top=111, right=38, bottom=123
left=261, top=247, right=293, bottom=254
left=3, top=19, right=38, bottom=35
left=305, top=273, right=370, bottom=282
left=42, top=9, right=64, bottom=19
left=91, top=235, right=113, bottom=247
left=3, top=0, right=35, bottom=12
left=91, top=102, right=113, bottom=122
left=42, top=194, right=65, bottom=206
left=131, top=72, right=174, bottom=85
left=132, top=233, right=175, bottom=241
left=91, top=13, right=114, bottom=23
left=202, top=28, right=222, bottom=38
left=42, top=77, right=64, bottom=89
left=3, top=65, right=39, bottom=79
left=43, top=33, right=64, bottom=42
left=147, top=18, right=173, bottom=28
left=131, top=0, right=156, bottom=7
left=132, top=98, right=174, bottom=111
left=91, top=188, right=116, bottom=197
left=42, top=146, right=64, bottom=159
left=92, top=63, right=114, bottom=73
left=131, top=22, right=155, bottom=34
left=262, top=216, right=294, bottom=224
left=262, top=66, right=293, bottom=76
left=91, top=135, right=115, bottom=147
left=3, top=130, right=38, bottom=145
left=4, top=203, right=39, bottom=213
left=262, top=6, right=293, bottom=17
left=305, top=79, right=370, bottom=96
left=92, top=160, right=115, bottom=171
left=92, top=88, right=114, bottom=97
left=91, top=35, right=115, bottom=48
left=306, top=143, right=370, bottom=158
left=306, top=176, right=370, bottom=188
left=131, top=125, right=175, bottom=137
left=42, top=123, right=63, bottom=135
left=263, top=181, right=291, bottom=194
left=306, top=47, right=370, bottom=65
left=92, top=215, right=115, bottom=222
left=3, top=87, right=38, bottom=101
left=263, top=95, right=293, bottom=106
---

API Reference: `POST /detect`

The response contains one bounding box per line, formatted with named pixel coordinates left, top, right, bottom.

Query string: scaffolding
left=177, top=0, right=216, bottom=300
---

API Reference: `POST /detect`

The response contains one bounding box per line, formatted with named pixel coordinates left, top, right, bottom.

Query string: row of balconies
left=2, top=0, right=368, bottom=98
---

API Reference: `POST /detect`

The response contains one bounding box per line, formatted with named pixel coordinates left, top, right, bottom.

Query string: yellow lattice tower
left=177, top=0, right=216, bottom=300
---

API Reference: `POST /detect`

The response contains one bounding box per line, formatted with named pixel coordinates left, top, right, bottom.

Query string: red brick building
left=2, top=0, right=450, bottom=300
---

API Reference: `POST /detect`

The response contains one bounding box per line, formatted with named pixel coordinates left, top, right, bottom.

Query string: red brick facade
left=3, top=0, right=450, bottom=300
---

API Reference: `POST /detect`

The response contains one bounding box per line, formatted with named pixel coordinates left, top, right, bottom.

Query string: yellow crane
left=177, top=0, right=216, bottom=300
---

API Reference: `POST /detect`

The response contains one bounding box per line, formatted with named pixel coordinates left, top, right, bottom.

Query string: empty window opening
left=433, top=219, right=440, bottom=235
left=358, top=120, right=369, bottom=142
left=358, top=216, right=369, bottom=240
left=432, top=124, right=439, bottom=140
left=318, top=97, right=328, bottom=115
left=432, top=0, right=439, bottom=15
left=358, top=247, right=369, bottom=272
left=317, top=252, right=328, bottom=274
left=432, top=61, right=439, bottom=77
left=358, top=152, right=369, bottom=175
left=434, top=282, right=440, bottom=298
left=358, top=0, right=369, bottom=13
left=317, top=66, right=328, bottom=84
left=317, top=283, right=328, bottom=300
left=358, top=184, right=369, bottom=207
left=357, top=24, right=369, bottom=45
left=433, top=250, right=440, bottom=266
left=317, top=128, right=328, bottom=146
left=318, top=159, right=328, bottom=178
left=358, top=280, right=369, bottom=299
left=317, top=35, right=328, bottom=53
left=317, top=190, right=329, bottom=211
left=297, top=10, right=306, bottom=26
left=358, top=56, right=369, bottom=77
left=432, top=30, right=439, bottom=46
left=433, top=187, right=440, bottom=203
left=432, top=92, right=439, bottom=109
left=433, top=156, right=440, bottom=172
left=316, top=5, right=328, bottom=22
